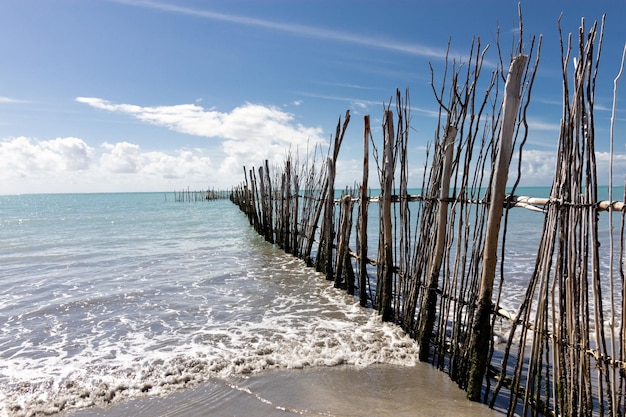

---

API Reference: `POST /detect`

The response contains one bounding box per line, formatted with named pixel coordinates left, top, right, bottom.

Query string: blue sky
left=0, top=0, right=625, bottom=194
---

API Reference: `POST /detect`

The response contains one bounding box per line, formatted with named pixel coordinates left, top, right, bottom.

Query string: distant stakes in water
left=173, top=188, right=231, bottom=202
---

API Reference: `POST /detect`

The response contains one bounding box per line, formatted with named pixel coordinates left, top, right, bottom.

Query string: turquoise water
left=0, top=189, right=622, bottom=416
left=0, top=193, right=420, bottom=416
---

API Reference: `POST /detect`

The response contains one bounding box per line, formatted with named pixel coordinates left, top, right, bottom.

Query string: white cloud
left=75, top=98, right=324, bottom=145
left=0, top=136, right=92, bottom=173
left=0, top=136, right=218, bottom=194
left=100, top=141, right=142, bottom=173
left=514, top=149, right=557, bottom=186
left=76, top=97, right=327, bottom=178
left=596, top=152, right=626, bottom=186
left=0, top=96, right=28, bottom=104
left=513, top=149, right=626, bottom=187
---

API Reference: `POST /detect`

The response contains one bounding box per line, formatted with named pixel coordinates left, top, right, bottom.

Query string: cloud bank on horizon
left=0, top=99, right=329, bottom=194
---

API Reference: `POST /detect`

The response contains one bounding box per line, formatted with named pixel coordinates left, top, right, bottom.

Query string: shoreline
left=64, top=363, right=504, bottom=417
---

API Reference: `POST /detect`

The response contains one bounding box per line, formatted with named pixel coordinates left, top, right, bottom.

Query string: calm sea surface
left=0, top=188, right=621, bottom=416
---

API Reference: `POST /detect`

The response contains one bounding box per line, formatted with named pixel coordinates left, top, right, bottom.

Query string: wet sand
left=66, top=363, right=505, bottom=417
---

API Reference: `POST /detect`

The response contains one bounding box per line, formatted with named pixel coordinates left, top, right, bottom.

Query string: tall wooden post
left=417, top=122, right=457, bottom=361
left=377, top=110, right=395, bottom=321
left=335, top=194, right=352, bottom=289
left=265, top=160, right=274, bottom=243
left=323, top=156, right=335, bottom=281
left=284, top=158, right=292, bottom=253
left=467, top=54, right=527, bottom=401
left=359, top=116, right=370, bottom=307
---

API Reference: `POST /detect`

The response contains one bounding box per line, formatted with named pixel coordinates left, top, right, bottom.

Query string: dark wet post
left=334, top=194, right=352, bottom=289
left=359, top=115, right=370, bottom=307
left=323, top=156, right=335, bottom=281
left=377, top=110, right=395, bottom=321
left=265, top=160, right=274, bottom=243
left=467, top=54, right=527, bottom=402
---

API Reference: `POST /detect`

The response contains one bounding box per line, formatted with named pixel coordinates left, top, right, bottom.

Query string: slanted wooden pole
left=417, top=122, right=457, bottom=361
left=467, top=54, right=527, bottom=402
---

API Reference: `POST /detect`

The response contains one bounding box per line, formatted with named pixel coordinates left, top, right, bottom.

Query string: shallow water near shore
left=66, top=364, right=503, bottom=417
left=0, top=193, right=453, bottom=416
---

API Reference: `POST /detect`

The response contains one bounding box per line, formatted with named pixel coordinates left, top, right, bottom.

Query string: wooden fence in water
left=174, top=187, right=230, bottom=202
left=230, top=17, right=626, bottom=416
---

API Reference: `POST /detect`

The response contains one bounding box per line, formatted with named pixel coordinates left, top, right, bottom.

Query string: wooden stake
left=418, top=122, right=457, bottom=361
left=377, top=110, right=395, bottom=321
left=467, top=53, right=528, bottom=402
left=359, top=115, right=371, bottom=307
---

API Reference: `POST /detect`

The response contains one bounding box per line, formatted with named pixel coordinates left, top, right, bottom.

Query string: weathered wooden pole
left=284, top=158, right=292, bottom=253
left=292, top=171, right=300, bottom=257
left=242, top=166, right=254, bottom=225
left=305, top=180, right=327, bottom=266
left=335, top=194, right=352, bottom=289
left=323, top=156, right=335, bottom=281
left=258, top=165, right=270, bottom=241
left=264, top=160, right=274, bottom=243
left=250, top=168, right=261, bottom=232
left=377, top=110, right=395, bottom=321
left=467, top=54, right=527, bottom=401
left=417, top=122, right=457, bottom=362
left=359, top=115, right=370, bottom=307
left=317, top=111, right=350, bottom=278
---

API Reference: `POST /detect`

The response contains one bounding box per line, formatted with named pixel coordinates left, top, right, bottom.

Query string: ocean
left=0, top=189, right=621, bottom=416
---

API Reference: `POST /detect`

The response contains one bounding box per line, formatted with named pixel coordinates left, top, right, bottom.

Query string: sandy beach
left=65, top=363, right=504, bottom=417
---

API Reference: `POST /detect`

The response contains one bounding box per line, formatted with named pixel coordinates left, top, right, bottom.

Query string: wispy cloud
left=298, top=92, right=440, bottom=117
left=311, top=81, right=391, bottom=91
left=108, top=0, right=449, bottom=60
left=0, top=96, right=28, bottom=104
left=526, top=118, right=561, bottom=132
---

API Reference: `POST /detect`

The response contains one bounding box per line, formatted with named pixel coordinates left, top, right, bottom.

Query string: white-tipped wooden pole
left=467, top=54, right=528, bottom=402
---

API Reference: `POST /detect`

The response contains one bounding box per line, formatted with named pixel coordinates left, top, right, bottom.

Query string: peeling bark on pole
left=417, top=123, right=457, bottom=362
left=467, top=54, right=528, bottom=402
